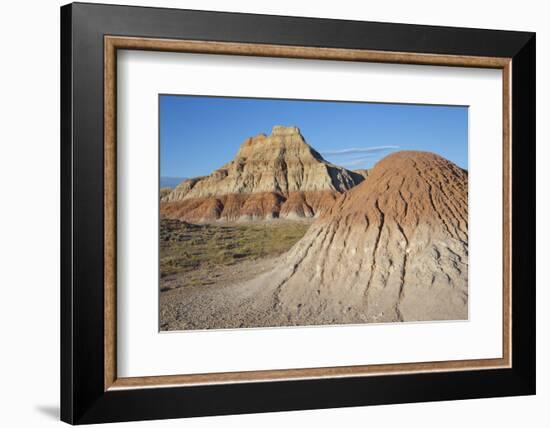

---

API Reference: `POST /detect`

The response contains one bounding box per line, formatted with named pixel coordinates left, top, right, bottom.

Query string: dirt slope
left=269, top=150, right=469, bottom=324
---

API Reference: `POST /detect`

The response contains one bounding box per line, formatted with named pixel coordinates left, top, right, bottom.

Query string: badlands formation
left=160, top=148, right=469, bottom=329
left=267, top=150, right=469, bottom=324
left=161, top=126, right=365, bottom=222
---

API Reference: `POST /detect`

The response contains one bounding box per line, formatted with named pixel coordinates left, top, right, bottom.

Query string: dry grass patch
left=160, top=218, right=311, bottom=289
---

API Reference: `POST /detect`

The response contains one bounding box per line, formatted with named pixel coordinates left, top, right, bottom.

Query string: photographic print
left=159, top=95, right=468, bottom=331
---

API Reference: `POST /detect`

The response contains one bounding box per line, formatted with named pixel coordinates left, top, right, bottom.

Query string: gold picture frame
left=103, top=36, right=512, bottom=391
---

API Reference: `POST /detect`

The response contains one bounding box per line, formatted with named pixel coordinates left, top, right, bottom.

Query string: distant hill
left=160, top=125, right=365, bottom=222
left=160, top=176, right=187, bottom=189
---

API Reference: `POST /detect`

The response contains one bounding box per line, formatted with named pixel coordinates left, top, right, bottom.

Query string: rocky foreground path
left=160, top=256, right=283, bottom=330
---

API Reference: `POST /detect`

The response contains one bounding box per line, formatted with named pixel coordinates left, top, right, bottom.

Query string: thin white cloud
left=322, top=145, right=399, bottom=156
left=340, top=156, right=377, bottom=167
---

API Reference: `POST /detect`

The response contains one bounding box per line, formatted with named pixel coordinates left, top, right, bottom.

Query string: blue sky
left=160, top=95, right=468, bottom=179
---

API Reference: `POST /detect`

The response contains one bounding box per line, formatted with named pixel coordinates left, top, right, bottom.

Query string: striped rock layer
left=161, top=126, right=365, bottom=222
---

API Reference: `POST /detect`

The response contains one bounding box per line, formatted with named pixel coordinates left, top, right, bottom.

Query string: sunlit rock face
left=161, top=126, right=365, bottom=221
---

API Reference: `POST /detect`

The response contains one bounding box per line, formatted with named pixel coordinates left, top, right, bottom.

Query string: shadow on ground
left=35, top=405, right=59, bottom=420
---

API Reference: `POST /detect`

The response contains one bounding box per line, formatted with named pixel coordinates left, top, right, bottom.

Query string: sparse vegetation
left=160, top=218, right=311, bottom=287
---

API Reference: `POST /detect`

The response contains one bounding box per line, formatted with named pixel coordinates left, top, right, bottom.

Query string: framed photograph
left=60, top=2, right=535, bottom=424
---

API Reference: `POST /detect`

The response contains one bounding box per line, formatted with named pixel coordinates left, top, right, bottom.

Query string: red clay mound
left=264, top=150, right=469, bottom=324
